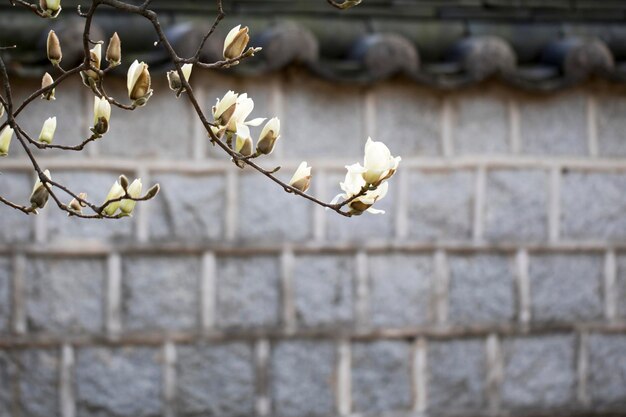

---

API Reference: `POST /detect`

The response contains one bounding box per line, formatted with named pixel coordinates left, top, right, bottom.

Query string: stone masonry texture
left=1, top=68, right=626, bottom=417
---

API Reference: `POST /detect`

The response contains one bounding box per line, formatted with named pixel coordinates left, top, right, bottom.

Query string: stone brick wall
left=1, top=71, right=626, bottom=417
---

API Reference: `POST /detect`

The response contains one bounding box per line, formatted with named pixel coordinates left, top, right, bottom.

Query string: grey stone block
left=17, top=349, right=60, bottom=417
left=282, top=73, right=364, bottom=159
left=325, top=172, right=395, bottom=241
left=0, top=172, right=33, bottom=243
left=24, top=256, right=105, bottom=333
left=98, top=78, right=194, bottom=159
left=368, top=254, right=434, bottom=328
left=0, top=258, right=10, bottom=333
left=76, top=347, right=162, bottom=417
left=216, top=256, right=280, bottom=328
left=448, top=254, right=515, bottom=325
left=407, top=170, right=475, bottom=240
left=293, top=255, right=354, bottom=328
left=484, top=170, right=548, bottom=241
left=452, top=91, right=509, bottom=155
left=149, top=173, right=226, bottom=242
left=352, top=341, right=412, bottom=413
left=588, top=334, right=626, bottom=409
left=617, top=255, right=626, bottom=319
left=0, top=351, right=13, bottom=417
left=501, top=335, right=576, bottom=410
left=428, top=339, right=486, bottom=414
left=238, top=173, right=312, bottom=242
left=11, top=77, right=85, bottom=158
left=561, top=171, right=626, bottom=240
left=271, top=341, right=336, bottom=417
left=519, top=91, right=588, bottom=155
left=46, top=171, right=136, bottom=241
left=122, top=255, right=201, bottom=332
left=176, top=343, right=255, bottom=417
left=529, top=253, right=603, bottom=323
left=597, top=94, right=626, bottom=157
left=374, top=82, right=442, bottom=156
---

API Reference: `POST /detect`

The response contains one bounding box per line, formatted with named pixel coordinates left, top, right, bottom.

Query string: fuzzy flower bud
left=223, top=25, right=249, bottom=60
left=106, top=32, right=121, bottom=67
left=38, top=117, right=57, bottom=144
left=127, top=60, right=153, bottom=106
left=166, top=64, right=193, bottom=95
left=40, top=0, right=61, bottom=17
left=120, top=178, right=142, bottom=214
left=81, top=44, right=102, bottom=86
left=256, top=117, right=280, bottom=155
left=46, top=30, right=62, bottom=65
left=102, top=181, right=124, bottom=216
left=289, top=161, right=312, bottom=193
left=30, top=170, right=51, bottom=210
left=0, top=126, right=14, bottom=156
left=92, top=96, right=111, bottom=135
left=41, top=72, right=55, bottom=100
left=68, top=192, right=87, bottom=214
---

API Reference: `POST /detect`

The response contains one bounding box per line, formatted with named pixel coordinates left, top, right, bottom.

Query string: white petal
left=223, top=25, right=242, bottom=54
left=245, top=117, right=266, bottom=127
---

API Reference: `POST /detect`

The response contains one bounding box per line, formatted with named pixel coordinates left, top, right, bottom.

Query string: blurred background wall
left=1, top=1, right=626, bottom=416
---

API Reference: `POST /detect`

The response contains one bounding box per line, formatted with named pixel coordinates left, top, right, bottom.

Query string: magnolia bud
left=223, top=25, right=249, bottom=60
left=120, top=178, right=142, bottom=214
left=102, top=181, right=124, bottom=216
left=289, top=161, right=312, bottom=193
left=68, top=192, right=87, bottom=214
left=46, top=30, right=62, bottom=66
left=362, top=137, right=401, bottom=186
left=235, top=124, right=253, bottom=156
left=81, top=43, right=102, bottom=85
left=256, top=117, right=280, bottom=155
left=38, top=117, right=57, bottom=144
left=41, top=72, right=55, bottom=100
left=167, top=63, right=193, bottom=94
left=92, top=96, right=111, bottom=135
left=118, top=174, right=129, bottom=191
left=145, top=183, right=160, bottom=200
left=40, top=0, right=61, bottom=17
left=127, top=60, right=153, bottom=106
left=30, top=170, right=51, bottom=209
left=106, top=32, right=121, bottom=67
left=0, top=126, right=14, bottom=156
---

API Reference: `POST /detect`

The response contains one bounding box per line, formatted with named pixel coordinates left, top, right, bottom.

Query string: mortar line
left=486, top=333, right=502, bottom=415
left=413, top=337, right=427, bottom=413
left=395, top=167, right=409, bottom=240
left=201, top=251, right=216, bottom=332
left=225, top=169, right=238, bottom=241
left=473, top=166, right=486, bottom=243
left=12, top=254, right=26, bottom=335
left=255, top=338, right=271, bottom=416
left=577, top=331, right=590, bottom=406
left=355, top=251, right=369, bottom=331
left=548, top=166, right=561, bottom=243
left=313, top=169, right=327, bottom=242
left=435, top=250, right=449, bottom=325
left=192, top=86, right=207, bottom=161
left=441, top=98, right=454, bottom=157
left=60, top=344, right=75, bottom=417
left=516, top=250, right=531, bottom=325
left=280, top=248, right=296, bottom=334
left=337, top=339, right=352, bottom=416
left=508, top=99, right=521, bottom=154
left=604, top=250, right=617, bottom=322
left=135, top=166, right=150, bottom=243
left=587, top=94, right=599, bottom=158
left=106, top=253, right=122, bottom=339
left=163, top=341, right=177, bottom=417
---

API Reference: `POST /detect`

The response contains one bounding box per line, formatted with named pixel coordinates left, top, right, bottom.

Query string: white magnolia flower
left=41, top=0, right=61, bottom=11
left=0, top=126, right=14, bottom=156
left=103, top=180, right=125, bottom=216
left=256, top=117, right=280, bottom=155
left=348, top=181, right=389, bottom=215
left=362, top=137, right=401, bottom=185
left=38, top=117, right=57, bottom=144
left=223, top=25, right=249, bottom=60
left=120, top=178, right=142, bottom=214
left=127, top=60, right=153, bottom=106
left=30, top=169, right=51, bottom=209
left=234, top=123, right=253, bottom=156
left=289, top=161, right=312, bottom=192
left=331, top=163, right=387, bottom=215
left=93, top=96, right=111, bottom=134
left=212, top=90, right=238, bottom=127
left=226, top=93, right=265, bottom=132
